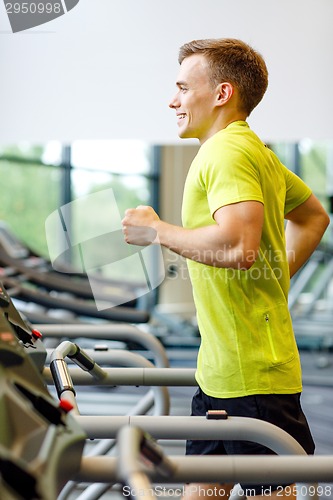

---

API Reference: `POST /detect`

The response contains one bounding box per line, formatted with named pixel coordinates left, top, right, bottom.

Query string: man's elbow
left=239, top=257, right=257, bottom=271
left=316, top=209, right=331, bottom=240
left=322, top=211, right=331, bottom=233
left=235, top=245, right=259, bottom=270
left=312, top=197, right=330, bottom=233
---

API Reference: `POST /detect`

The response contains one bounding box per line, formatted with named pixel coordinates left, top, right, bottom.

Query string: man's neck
left=199, top=112, right=248, bottom=145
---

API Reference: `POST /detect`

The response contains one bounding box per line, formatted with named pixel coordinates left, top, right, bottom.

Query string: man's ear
left=216, top=82, right=234, bottom=106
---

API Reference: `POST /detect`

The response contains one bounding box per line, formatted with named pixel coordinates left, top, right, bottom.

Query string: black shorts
left=186, top=388, right=315, bottom=496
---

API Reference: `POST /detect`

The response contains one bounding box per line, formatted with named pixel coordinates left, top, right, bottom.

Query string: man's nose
left=168, top=93, right=179, bottom=109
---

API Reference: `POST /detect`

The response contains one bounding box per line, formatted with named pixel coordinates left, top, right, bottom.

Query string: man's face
left=169, top=54, right=218, bottom=144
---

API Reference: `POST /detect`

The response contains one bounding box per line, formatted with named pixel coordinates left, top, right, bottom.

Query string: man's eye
left=180, top=87, right=188, bottom=93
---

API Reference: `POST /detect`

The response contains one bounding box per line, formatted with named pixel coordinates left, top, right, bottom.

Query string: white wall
left=0, top=0, right=332, bottom=144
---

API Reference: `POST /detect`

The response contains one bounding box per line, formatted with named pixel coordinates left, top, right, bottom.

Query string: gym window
left=0, top=141, right=160, bottom=285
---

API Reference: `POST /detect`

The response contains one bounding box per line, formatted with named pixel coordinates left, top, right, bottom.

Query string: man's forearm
left=122, top=201, right=263, bottom=269
left=286, top=216, right=330, bottom=277
left=285, top=193, right=330, bottom=278
left=155, top=220, right=253, bottom=269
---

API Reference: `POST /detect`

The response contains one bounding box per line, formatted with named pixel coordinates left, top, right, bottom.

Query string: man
left=122, top=38, right=330, bottom=498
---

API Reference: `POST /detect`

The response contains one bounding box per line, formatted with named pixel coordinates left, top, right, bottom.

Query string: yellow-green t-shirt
left=182, top=121, right=312, bottom=398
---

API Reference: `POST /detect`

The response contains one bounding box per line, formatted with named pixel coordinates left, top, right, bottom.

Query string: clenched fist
left=122, top=205, right=160, bottom=246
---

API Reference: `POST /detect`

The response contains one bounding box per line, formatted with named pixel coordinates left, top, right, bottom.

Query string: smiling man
left=122, top=38, right=330, bottom=498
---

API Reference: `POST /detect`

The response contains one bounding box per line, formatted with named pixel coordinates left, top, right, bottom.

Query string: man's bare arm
left=285, top=193, right=330, bottom=278
left=122, top=200, right=264, bottom=269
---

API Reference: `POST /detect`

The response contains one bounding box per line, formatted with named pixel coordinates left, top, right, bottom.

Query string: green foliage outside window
left=0, top=142, right=153, bottom=286
left=0, top=159, right=61, bottom=257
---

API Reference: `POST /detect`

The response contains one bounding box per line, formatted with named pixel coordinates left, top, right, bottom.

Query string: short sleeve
left=200, top=150, right=264, bottom=218
left=284, top=168, right=312, bottom=216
